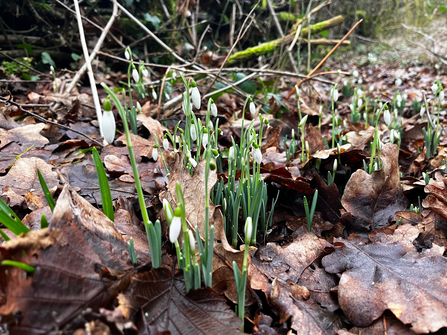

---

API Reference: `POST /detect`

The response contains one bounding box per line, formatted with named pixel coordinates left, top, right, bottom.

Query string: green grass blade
left=0, top=198, right=29, bottom=235
left=41, top=214, right=48, bottom=229
left=1, top=260, right=35, bottom=273
left=0, top=229, right=10, bottom=241
left=91, top=147, right=114, bottom=222
left=37, top=168, right=55, bottom=212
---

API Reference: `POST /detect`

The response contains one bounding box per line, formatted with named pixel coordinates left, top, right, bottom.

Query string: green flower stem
left=37, top=168, right=55, bottom=212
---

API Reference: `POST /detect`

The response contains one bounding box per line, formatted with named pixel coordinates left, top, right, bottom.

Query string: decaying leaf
left=341, top=144, right=408, bottom=234
left=322, top=224, right=447, bottom=333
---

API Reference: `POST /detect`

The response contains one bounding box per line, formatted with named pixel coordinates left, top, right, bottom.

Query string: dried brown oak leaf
left=341, top=144, right=408, bottom=233
left=322, top=224, right=447, bottom=333
left=112, top=267, right=242, bottom=334
left=0, top=187, right=134, bottom=333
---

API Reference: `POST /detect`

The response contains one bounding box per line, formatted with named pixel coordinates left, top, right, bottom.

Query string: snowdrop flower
left=245, top=217, right=253, bottom=245
left=202, top=132, right=208, bottom=149
left=50, top=65, right=55, bottom=74
left=358, top=98, right=363, bottom=108
left=188, top=230, right=196, bottom=252
left=343, top=120, right=349, bottom=130
left=349, top=104, right=354, bottom=112
left=152, top=90, right=157, bottom=100
left=394, top=109, right=398, bottom=119
left=249, top=100, right=256, bottom=115
left=403, top=93, right=408, bottom=101
left=395, top=78, right=402, bottom=87
left=331, top=87, right=339, bottom=101
left=163, top=199, right=173, bottom=223
left=142, top=68, right=149, bottom=78
left=165, top=93, right=170, bottom=101
left=435, top=64, right=440, bottom=69
left=432, top=83, right=438, bottom=95
left=191, top=81, right=201, bottom=109
left=136, top=101, right=142, bottom=114
left=440, top=90, right=444, bottom=102
left=319, top=106, right=323, bottom=115
left=190, top=124, right=197, bottom=141
left=172, top=71, right=177, bottom=80
left=252, top=146, right=262, bottom=165
left=291, top=128, right=295, bottom=139
left=333, top=159, right=338, bottom=172
left=169, top=208, right=182, bottom=243
left=163, top=137, right=169, bottom=151
left=189, top=156, right=197, bottom=168
left=223, top=198, right=227, bottom=212
left=390, top=129, right=395, bottom=143
left=152, top=145, right=158, bottom=161
left=124, top=50, right=130, bottom=60
left=132, top=67, right=139, bottom=83
left=358, top=78, right=363, bottom=84
left=229, top=146, right=235, bottom=160
left=357, top=89, right=364, bottom=96
left=369, top=85, right=374, bottom=92
left=353, top=70, right=359, bottom=78
left=384, top=109, right=391, bottom=126
left=299, top=114, right=308, bottom=127
left=102, top=99, right=116, bottom=145
left=210, top=100, right=218, bottom=117
left=305, top=141, right=309, bottom=153
left=209, top=120, right=213, bottom=129
left=343, top=79, right=348, bottom=87
left=420, top=107, right=425, bottom=118
left=378, top=102, right=383, bottom=108
left=363, top=112, right=367, bottom=121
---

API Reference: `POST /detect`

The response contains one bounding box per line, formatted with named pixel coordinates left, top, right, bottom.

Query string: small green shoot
left=303, top=190, right=318, bottom=233
left=91, top=147, right=114, bottom=222
left=0, top=198, right=29, bottom=236
left=41, top=214, right=48, bottom=229
left=1, top=260, right=35, bottom=273
left=37, top=168, right=55, bottom=212
left=128, top=237, right=138, bottom=265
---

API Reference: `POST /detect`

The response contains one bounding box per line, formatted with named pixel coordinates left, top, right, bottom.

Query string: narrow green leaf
left=0, top=229, right=10, bottom=241
left=0, top=198, right=29, bottom=235
left=37, top=168, right=55, bottom=212
left=1, top=260, right=35, bottom=273
left=91, top=147, right=114, bottom=222
left=41, top=214, right=48, bottom=229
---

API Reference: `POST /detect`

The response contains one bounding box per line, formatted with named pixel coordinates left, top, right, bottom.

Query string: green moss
left=2, top=58, right=32, bottom=76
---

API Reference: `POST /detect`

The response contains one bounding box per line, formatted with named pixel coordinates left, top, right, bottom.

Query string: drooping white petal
left=353, top=70, right=359, bottom=77
left=189, top=157, right=197, bottom=168
left=101, top=110, right=116, bottom=145
left=395, top=78, right=402, bottom=86
left=152, top=90, right=157, bottom=100
left=358, top=98, right=363, bottom=108
left=202, top=133, right=208, bottom=149
left=384, top=109, right=391, bottom=126
left=440, top=90, right=445, bottom=102
left=229, top=146, right=235, bottom=160
left=152, top=147, right=158, bottom=161
left=163, top=138, right=169, bottom=151
left=142, top=68, right=149, bottom=77
left=190, top=125, right=197, bottom=141
left=331, top=87, right=339, bottom=101
left=245, top=217, right=253, bottom=245
left=169, top=216, right=182, bottom=243
left=420, top=107, right=425, bottom=118
left=124, top=50, right=130, bottom=60
left=191, top=87, right=201, bottom=109
left=188, top=230, right=195, bottom=252
left=163, top=199, right=173, bottom=223
left=253, top=147, right=262, bottom=165
left=249, top=101, right=256, bottom=115
left=432, top=83, right=438, bottom=95
left=210, top=102, right=218, bottom=117
left=132, top=68, right=139, bottom=83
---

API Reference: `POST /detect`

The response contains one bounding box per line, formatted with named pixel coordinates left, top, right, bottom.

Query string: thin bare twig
left=0, top=95, right=104, bottom=147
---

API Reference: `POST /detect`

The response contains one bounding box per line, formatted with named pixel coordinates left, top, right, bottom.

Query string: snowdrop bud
left=291, top=128, right=295, bottom=139
left=396, top=95, right=402, bottom=103
left=209, top=120, right=213, bottom=129
left=420, top=107, right=425, bottom=118
left=349, top=104, right=354, bottom=112
left=435, top=63, right=440, bottom=69
left=394, top=109, right=398, bottom=119
left=374, top=161, right=379, bottom=171
left=172, top=71, right=177, bottom=80
left=152, top=145, right=158, bottom=161
left=440, top=90, right=445, bottom=102
left=165, top=93, right=170, bottom=101
left=223, top=198, right=227, bottom=212
left=384, top=109, right=391, bottom=126
left=358, top=98, right=363, bottom=108
left=403, top=93, right=408, bottom=100
left=299, top=115, right=308, bottom=127
left=305, top=141, right=309, bottom=153
left=102, top=109, right=116, bottom=145
left=390, top=129, right=395, bottom=143
left=397, top=100, right=401, bottom=108
left=190, top=124, right=197, bottom=141
left=50, top=65, right=55, bottom=73
left=132, top=67, right=139, bottom=83
left=229, top=146, right=235, bottom=160
left=245, top=217, right=253, bottom=245
left=353, top=70, right=359, bottom=77
left=395, top=78, right=402, bottom=87
left=249, top=100, right=256, bottom=115
left=432, top=83, right=438, bottom=95
left=378, top=102, right=383, bottom=108
left=202, top=133, right=208, bottom=149
left=343, top=79, right=348, bottom=86
left=363, top=112, right=367, bottom=121
left=333, top=159, right=338, bottom=172
left=188, top=230, right=195, bottom=252
left=169, top=208, right=182, bottom=243
left=189, top=156, right=197, bottom=168
left=135, top=101, right=142, bottom=114
left=152, top=90, right=157, bottom=100
left=163, top=137, right=169, bottom=151
left=331, top=87, right=339, bottom=101
left=357, top=89, right=364, bottom=96
left=191, top=83, right=201, bottom=109
left=319, top=106, right=323, bottom=115
left=163, top=199, right=173, bottom=224
left=369, top=85, right=374, bottom=92
left=142, top=68, right=149, bottom=78
left=124, top=50, right=130, bottom=60
left=358, top=78, right=363, bottom=84
left=343, top=120, right=348, bottom=130
left=337, top=143, right=341, bottom=154
left=210, top=101, right=218, bottom=117
left=253, top=147, right=262, bottom=165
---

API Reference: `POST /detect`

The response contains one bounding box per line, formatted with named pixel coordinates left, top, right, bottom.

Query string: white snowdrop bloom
left=102, top=110, right=116, bottom=145
left=229, top=146, right=235, bottom=160
left=124, top=50, right=130, bottom=60
left=435, top=64, right=440, bottom=69
left=305, top=141, right=309, bottom=153
left=403, top=93, right=408, bottom=101
left=353, top=70, right=359, bottom=77
left=163, top=137, right=169, bottom=151
left=142, top=68, right=149, bottom=77
left=252, top=147, right=262, bottom=165
left=369, top=85, right=374, bottom=92
left=152, top=90, right=157, bottom=100
left=189, top=156, right=197, bottom=168
left=319, top=106, right=323, bottom=115
left=291, top=128, right=295, bottom=139
left=165, top=93, right=170, bottom=101
left=152, top=146, right=158, bottom=161
left=210, top=102, right=218, bottom=117
left=163, top=199, right=173, bottom=223
left=331, top=87, right=339, bottom=101
left=394, top=109, right=398, bottom=119
left=333, top=159, right=338, bottom=172
left=358, top=78, right=363, bottom=84
left=343, top=79, right=348, bottom=86
left=396, top=95, right=402, bottom=102
left=245, top=217, right=253, bottom=244
left=169, top=215, right=181, bottom=243
left=363, top=112, right=367, bottom=121
left=440, top=90, right=444, bottom=102
left=209, top=120, right=213, bottom=129
left=390, top=129, right=395, bottom=143
left=172, top=71, right=177, bottom=80
left=202, top=133, right=208, bottom=149
left=384, top=109, right=391, bottom=126
left=343, top=120, right=348, bottom=129
left=432, top=83, right=438, bottom=95
left=188, top=230, right=195, bottom=252
left=358, top=98, right=363, bottom=108
left=299, top=115, right=308, bottom=127
left=249, top=101, right=256, bottom=115
left=190, top=125, right=197, bottom=141
left=395, top=78, right=402, bottom=87
left=136, top=101, right=142, bottom=113
left=357, top=89, right=364, bottom=96
left=223, top=198, right=227, bottom=212
left=397, top=99, right=401, bottom=108
left=191, top=86, right=201, bottom=109
left=420, top=107, right=425, bottom=118
left=132, top=68, right=139, bottom=83
left=50, top=65, right=55, bottom=74
left=378, top=102, right=383, bottom=108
